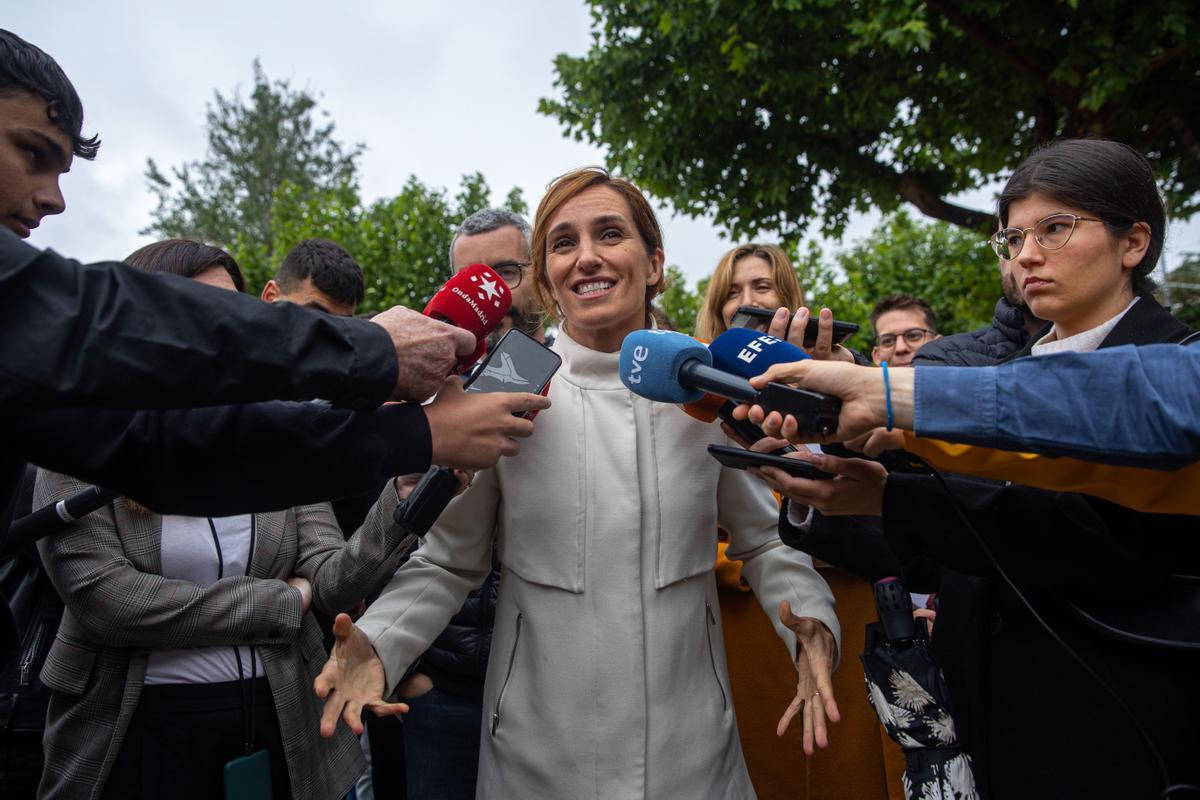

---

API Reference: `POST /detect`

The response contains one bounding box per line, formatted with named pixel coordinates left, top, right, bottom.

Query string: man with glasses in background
left=870, top=293, right=941, bottom=367
left=363, top=208, right=537, bottom=800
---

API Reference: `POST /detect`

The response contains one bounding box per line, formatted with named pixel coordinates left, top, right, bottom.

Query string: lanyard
left=208, top=515, right=258, bottom=755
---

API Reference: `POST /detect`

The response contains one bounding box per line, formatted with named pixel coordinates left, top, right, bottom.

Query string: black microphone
left=2, top=485, right=119, bottom=557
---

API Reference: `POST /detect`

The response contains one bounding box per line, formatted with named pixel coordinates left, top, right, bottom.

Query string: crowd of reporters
left=2, top=25, right=1198, bottom=800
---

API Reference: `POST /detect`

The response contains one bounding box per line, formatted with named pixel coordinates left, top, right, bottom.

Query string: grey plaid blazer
left=33, top=469, right=415, bottom=800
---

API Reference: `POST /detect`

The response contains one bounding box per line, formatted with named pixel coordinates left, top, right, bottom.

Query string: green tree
left=795, top=211, right=998, bottom=351
left=1163, top=252, right=1200, bottom=328
left=269, top=173, right=527, bottom=313
left=542, top=0, right=1199, bottom=239
left=657, top=265, right=708, bottom=334
left=144, top=61, right=363, bottom=286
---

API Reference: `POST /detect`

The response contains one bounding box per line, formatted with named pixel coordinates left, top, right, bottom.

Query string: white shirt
left=144, top=514, right=265, bottom=684
left=1031, top=297, right=1139, bottom=356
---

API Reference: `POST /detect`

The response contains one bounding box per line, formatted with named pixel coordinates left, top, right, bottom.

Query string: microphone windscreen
left=682, top=392, right=727, bottom=423
left=708, top=327, right=810, bottom=381
left=619, top=330, right=712, bottom=403
left=423, top=263, right=513, bottom=369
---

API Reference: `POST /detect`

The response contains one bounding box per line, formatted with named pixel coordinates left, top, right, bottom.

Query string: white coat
left=356, top=329, right=840, bottom=800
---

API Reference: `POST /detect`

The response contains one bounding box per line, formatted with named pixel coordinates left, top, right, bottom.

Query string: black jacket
left=882, top=297, right=1197, bottom=797
left=0, top=233, right=404, bottom=535
left=913, top=297, right=1032, bottom=367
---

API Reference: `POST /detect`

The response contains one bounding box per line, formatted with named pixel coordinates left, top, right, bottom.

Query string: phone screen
left=465, top=329, right=561, bottom=397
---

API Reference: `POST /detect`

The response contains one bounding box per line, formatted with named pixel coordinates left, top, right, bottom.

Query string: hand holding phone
left=464, top=329, right=561, bottom=419
left=728, top=305, right=858, bottom=349
left=707, top=444, right=835, bottom=480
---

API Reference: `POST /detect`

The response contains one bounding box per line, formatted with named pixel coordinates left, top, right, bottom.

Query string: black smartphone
left=728, top=305, right=858, bottom=347
left=706, top=444, right=835, bottom=479
left=464, top=328, right=562, bottom=417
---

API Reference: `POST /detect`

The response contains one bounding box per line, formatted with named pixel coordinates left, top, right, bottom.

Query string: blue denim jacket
left=914, top=341, right=1200, bottom=469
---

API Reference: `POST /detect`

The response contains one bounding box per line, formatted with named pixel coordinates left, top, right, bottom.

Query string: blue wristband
left=881, top=361, right=894, bottom=431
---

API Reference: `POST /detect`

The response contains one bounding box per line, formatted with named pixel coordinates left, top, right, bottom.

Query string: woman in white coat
left=315, top=168, right=841, bottom=799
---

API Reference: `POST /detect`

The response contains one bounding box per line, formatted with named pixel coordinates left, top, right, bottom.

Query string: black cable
left=909, top=456, right=1200, bottom=799
left=209, top=515, right=259, bottom=755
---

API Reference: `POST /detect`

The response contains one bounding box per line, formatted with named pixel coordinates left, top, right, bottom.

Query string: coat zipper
left=704, top=601, right=728, bottom=711
left=491, top=611, right=523, bottom=735
left=18, top=621, right=48, bottom=688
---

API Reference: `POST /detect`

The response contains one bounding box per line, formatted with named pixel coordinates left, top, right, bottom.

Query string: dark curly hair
left=0, top=29, right=100, bottom=160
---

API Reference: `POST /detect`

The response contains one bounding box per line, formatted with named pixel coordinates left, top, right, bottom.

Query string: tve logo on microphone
left=737, top=334, right=784, bottom=364
left=623, top=329, right=671, bottom=385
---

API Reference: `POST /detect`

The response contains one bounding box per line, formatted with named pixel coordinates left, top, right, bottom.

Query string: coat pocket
left=39, top=636, right=97, bottom=696
left=704, top=601, right=728, bottom=712
left=490, top=611, right=523, bottom=736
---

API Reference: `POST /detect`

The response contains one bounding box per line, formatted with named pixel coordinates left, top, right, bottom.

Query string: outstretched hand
left=776, top=601, right=840, bottom=755
left=314, top=613, right=408, bottom=737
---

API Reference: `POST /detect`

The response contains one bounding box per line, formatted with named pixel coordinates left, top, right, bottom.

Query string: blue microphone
left=619, top=329, right=842, bottom=435
left=619, top=330, right=758, bottom=404
left=708, top=328, right=810, bottom=378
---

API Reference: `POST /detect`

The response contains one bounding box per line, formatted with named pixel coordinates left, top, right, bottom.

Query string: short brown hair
left=125, top=238, right=245, bottom=293
left=869, top=293, right=937, bottom=336
left=695, top=243, right=805, bottom=340
left=531, top=167, right=666, bottom=322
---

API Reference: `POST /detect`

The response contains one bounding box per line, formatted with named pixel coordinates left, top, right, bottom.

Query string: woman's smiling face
left=720, top=255, right=784, bottom=329
left=544, top=184, right=663, bottom=352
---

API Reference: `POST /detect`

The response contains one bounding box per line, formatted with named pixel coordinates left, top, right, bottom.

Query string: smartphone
left=707, top=444, right=834, bottom=479
left=728, top=305, right=858, bottom=347
left=464, top=328, right=562, bottom=418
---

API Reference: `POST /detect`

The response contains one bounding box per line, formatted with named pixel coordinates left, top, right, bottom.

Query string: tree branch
left=924, top=0, right=1079, bottom=108
left=896, top=175, right=994, bottom=232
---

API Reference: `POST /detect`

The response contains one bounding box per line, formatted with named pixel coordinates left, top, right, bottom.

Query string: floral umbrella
left=862, top=580, right=979, bottom=800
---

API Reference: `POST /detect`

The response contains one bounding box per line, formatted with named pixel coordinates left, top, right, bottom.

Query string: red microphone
left=423, top=263, right=513, bottom=372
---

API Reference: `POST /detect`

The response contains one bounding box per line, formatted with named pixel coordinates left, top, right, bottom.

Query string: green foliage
left=542, top=0, right=1200, bottom=240
left=143, top=62, right=525, bottom=312
left=796, top=211, right=999, bottom=351
left=1163, top=252, right=1200, bottom=329
left=268, top=174, right=527, bottom=313
left=144, top=61, right=362, bottom=283
left=657, top=264, right=709, bottom=334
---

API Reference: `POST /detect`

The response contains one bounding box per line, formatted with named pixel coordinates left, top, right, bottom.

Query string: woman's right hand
left=286, top=576, right=313, bottom=614
left=315, top=613, right=409, bottom=737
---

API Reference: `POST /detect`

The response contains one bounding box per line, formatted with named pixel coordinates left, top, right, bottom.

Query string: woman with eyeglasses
left=750, top=139, right=1199, bottom=798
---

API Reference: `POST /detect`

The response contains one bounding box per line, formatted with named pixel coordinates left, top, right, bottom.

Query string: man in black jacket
left=913, top=259, right=1045, bottom=367
left=0, top=30, right=549, bottom=535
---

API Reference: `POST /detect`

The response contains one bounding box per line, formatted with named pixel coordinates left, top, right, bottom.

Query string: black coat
left=787, top=296, right=1199, bottom=798
left=0, top=233, right=404, bottom=535
left=913, top=297, right=1032, bottom=368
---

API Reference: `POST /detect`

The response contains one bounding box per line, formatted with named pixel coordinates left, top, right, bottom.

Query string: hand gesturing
left=314, top=613, right=408, bottom=737
left=776, top=601, right=841, bottom=755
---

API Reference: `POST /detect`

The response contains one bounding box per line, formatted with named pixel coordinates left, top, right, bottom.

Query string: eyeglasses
left=490, top=260, right=529, bottom=289
left=989, top=213, right=1102, bottom=260
left=876, top=328, right=935, bottom=350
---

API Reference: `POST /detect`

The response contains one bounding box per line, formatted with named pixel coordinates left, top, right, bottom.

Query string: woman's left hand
left=770, top=307, right=854, bottom=363
left=748, top=444, right=887, bottom=516
left=776, top=601, right=840, bottom=754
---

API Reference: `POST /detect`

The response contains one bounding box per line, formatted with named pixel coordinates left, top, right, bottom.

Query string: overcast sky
left=17, top=2, right=1200, bottom=292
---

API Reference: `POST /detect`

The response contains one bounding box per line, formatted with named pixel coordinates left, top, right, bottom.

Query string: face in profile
left=0, top=91, right=72, bottom=238
left=544, top=185, right=663, bottom=351
left=720, top=255, right=784, bottom=330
